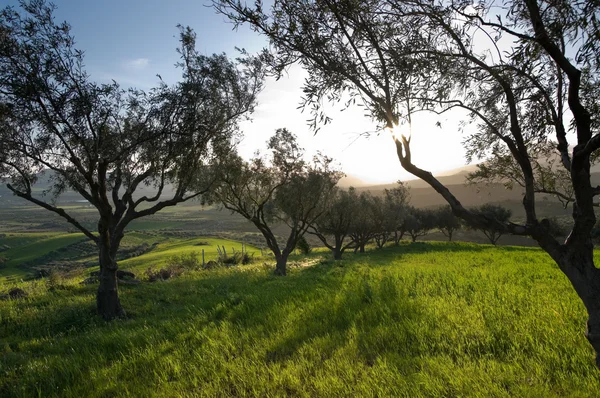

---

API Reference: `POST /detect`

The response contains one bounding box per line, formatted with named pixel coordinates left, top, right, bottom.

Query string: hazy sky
left=1, top=0, right=471, bottom=184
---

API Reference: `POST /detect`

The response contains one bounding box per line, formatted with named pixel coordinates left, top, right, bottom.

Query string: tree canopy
left=212, top=128, right=342, bottom=275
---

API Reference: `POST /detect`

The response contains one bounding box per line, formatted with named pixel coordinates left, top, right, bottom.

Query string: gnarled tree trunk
left=558, top=245, right=600, bottom=366
left=96, top=227, right=125, bottom=320
left=274, top=252, right=289, bottom=276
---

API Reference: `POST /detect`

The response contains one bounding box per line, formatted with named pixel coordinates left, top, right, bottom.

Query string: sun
left=386, top=123, right=411, bottom=143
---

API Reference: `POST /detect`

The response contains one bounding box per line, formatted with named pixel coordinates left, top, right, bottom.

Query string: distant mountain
left=337, top=174, right=370, bottom=188
left=357, top=171, right=473, bottom=191
left=356, top=168, right=600, bottom=219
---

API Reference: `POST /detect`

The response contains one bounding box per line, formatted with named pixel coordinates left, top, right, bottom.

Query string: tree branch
left=7, top=184, right=98, bottom=243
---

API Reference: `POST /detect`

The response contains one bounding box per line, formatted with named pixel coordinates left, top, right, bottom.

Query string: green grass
left=0, top=233, right=86, bottom=267
left=115, top=237, right=260, bottom=274
left=0, top=233, right=87, bottom=282
left=1, top=241, right=600, bottom=397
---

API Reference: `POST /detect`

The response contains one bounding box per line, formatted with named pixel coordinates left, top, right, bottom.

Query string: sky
left=1, top=0, right=472, bottom=184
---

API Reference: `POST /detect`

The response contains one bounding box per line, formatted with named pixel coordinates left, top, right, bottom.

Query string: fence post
left=202, top=249, right=205, bottom=267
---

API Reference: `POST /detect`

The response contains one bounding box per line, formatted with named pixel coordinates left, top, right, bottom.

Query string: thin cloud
left=123, top=58, right=149, bottom=70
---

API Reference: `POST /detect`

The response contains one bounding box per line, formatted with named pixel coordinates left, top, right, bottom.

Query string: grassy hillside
left=1, top=242, right=599, bottom=397
left=0, top=232, right=260, bottom=284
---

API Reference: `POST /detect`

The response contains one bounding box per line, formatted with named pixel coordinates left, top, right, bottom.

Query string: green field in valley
left=1, top=241, right=600, bottom=397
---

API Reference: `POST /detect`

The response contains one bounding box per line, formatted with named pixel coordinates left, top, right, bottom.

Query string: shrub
left=166, top=252, right=201, bottom=270
left=219, top=251, right=253, bottom=266
left=46, top=269, right=65, bottom=291
left=144, top=265, right=183, bottom=282
left=295, top=236, right=312, bottom=254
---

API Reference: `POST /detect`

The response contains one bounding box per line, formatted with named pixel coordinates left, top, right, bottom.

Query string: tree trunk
left=558, top=247, right=600, bottom=367
left=393, top=231, right=400, bottom=246
left=274, top=253, right=288, bottom=276
left=96, top=239, right=125, bottom=320
left=333, top=247, right=343, bottom=260
left=359, top=244, right=365, bottom=253
left=586, top=298, right=600, bottom=368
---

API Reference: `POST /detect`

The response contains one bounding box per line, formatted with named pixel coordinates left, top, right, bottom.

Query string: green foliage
left=295, top=236, right=312, bottom=255
left=166, top=251, right=201, bottom=270
left=308, top=187, right=359, bottom=259
left=402, top=207, right=436, bottom=242
left=434, top=206, right=462, bottom=241
left=213, top=129, right=341, bottom=274
left=144, top=265, right=184, bottom=282
left=470, top=204, right=513, bottom=245
left=45, top=269, right=65, bottom=291
left=1, top=242, right=599, bottom=396
left=219, top=251, right=253, bottom=266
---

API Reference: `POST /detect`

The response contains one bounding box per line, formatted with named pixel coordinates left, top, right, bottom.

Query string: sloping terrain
left=1, top=242, right=599, bottom=397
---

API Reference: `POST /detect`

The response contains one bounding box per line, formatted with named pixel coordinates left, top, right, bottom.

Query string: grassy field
left=1, top=241, right=600, bottom=397
left=0, top=231, right=261, bottom=283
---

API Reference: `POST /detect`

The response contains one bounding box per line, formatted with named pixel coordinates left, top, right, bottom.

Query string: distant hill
left=3, top=165, right=599, bottom=216
left=337, top=174, right=370, bottom=188
left=356, top=168, right=600, bottom=219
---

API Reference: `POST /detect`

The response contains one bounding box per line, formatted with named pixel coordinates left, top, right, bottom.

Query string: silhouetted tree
left=0, top=2, right=263, bottom=319
left=434, top=206, right=462, bottom=241
left=471, top=204, right=512, bottom=245
left=215, top=0, right=600, bottom=363
left=349, top=191, right=379, bottom=253
left=308, top=187, right=359, bottom=260
left=384, top=182, right=410, bottom=245
left=212, top=129, right=341, bottom=275
left=372, top=195, right=391, bottom=248
left=403, top=207, right=435, bottom=242
left=371, top=182, right=410, bottom=248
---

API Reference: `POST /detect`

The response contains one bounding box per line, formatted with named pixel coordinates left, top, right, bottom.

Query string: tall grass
left=1, top=241, right=599, bottom=397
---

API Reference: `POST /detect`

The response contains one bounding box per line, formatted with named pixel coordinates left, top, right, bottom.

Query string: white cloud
left=123, top=58, right=149, bottom=70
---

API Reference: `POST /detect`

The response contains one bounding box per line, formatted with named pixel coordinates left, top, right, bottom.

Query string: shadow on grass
left=331, top=241, right=492, bottom=265
left=1, top=260, right=430, bottom=396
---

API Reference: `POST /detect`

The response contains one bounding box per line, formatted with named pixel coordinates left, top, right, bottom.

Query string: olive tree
left=434, top=205, right=462, bottom=242
left=307, top=187, right=360, bottom=260
left=371, top=182, right=410, bottom=248
left=215, top=0, right=600, bottom=364
left=471, top=204, right=512, bottom=245
left=212, top=128, right=341, bottom=275
left=0, top=1, right=263, bottom=319
left=403, top=207, right=435, bottom=243
left=348, top=191, right=379, bottom=253
left=384, top=182, right=411, bottom=245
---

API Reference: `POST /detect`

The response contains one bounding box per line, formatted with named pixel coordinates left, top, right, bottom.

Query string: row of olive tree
left=306, top=182, right=516, bottom=259
left=307, top=184, right=409, bottom=258
left=0, top=1, right=264, bottom=320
